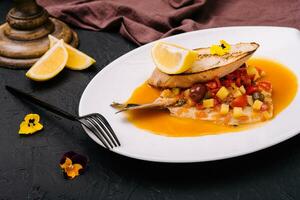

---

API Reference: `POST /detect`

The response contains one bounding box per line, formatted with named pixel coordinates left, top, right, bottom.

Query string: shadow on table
left=83, top=131, right=300, bottom=190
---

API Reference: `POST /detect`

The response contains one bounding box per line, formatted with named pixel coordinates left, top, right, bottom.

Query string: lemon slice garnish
left=26, top=40, right=68, bottom=81
left=151, top=42, right=198, bottom=74
left=49, top=35, right=95, bottom=70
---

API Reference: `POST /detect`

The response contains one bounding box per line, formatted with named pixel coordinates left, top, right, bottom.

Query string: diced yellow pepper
left=247, top=95, right=253, bottom=105
left=231, top=83, right=238, bottom=89
left=216, top=86, right=229, bottom=100
left=186, top=98, right=195, bottom=107
left=220, top=104, right=229, bottom=115
left=247, top=65, right=260, bottom=80
left=233, top=107, right=244, bottom=118
left=246, top=65, right=258, bottom=76
left=253, top=73, right=261, bottom=81
left=161, top=89, right=173, bottom=98
left=262, top=111, right=272, bottom=120
left=252, top=100, right=263, bottom=111
left=239, top=85, right=246, bottom=94
left=203, top=99, right=214, bottom=108
left=172, top=88, right=180, bottom=95
left=261, top=90, right=271, bottom=97
left=233, top=89, right=242, bottom=98
left=183, top=89, right=190, bottom=98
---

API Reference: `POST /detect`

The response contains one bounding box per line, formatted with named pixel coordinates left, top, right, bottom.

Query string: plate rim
left=79, top=25, right=300, bottom=163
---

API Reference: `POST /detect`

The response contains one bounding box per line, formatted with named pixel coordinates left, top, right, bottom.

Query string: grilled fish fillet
left=148, top=42, right=259, bottom=88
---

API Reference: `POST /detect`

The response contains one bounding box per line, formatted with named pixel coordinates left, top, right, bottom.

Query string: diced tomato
left=210, top=92, right=216, bottom=97
left=250, top=74, right=257, bottom=81
left=213, top=104, right=221, bottom=111
left=214, top=97, right=221, bottom=105
left=214, top=77, right=221, bottom=88
left=206, top=81, right=218, bottom=89
left=222, top=79, right=233, bottom=88
left=196, top=103, right=204, bottom=110
left=220, top=66, right=256, bottom=89
left=226, top=74, right=235, bottom=80
left=257, top=81, right=272, bottom=92
left=230, top=95, right=248, bottom=108
left=256, top=67, right=263, bottom=74
left=246, top=85, right=259, bottom=95
left=260, top=103, right=269, bottom=111
left=178, top=92, right=185, bottom=99
left=236, top=77, right=242, bottom=87
left=241, top=75, right=252, bottom=86
left=210, top=88, right=219, bottom=95
left=236, top=68, right=246, bottom=76
left=241, top=67, right=247, bottom=73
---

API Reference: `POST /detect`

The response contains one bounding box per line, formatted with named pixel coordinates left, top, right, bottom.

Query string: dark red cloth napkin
left=37, top=0, right=300, bottom=45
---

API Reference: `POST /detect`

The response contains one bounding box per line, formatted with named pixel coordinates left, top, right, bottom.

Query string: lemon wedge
left=49, top=35, right=96, bottom=70
left=26, top=40, right=68, bottom=81
left=151, top=42, right=198, bottom=74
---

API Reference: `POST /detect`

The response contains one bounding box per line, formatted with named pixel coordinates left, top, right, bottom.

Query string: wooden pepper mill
left=0, top=0, right=79, bottom=69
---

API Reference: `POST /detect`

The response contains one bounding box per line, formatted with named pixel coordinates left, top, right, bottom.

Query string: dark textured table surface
left=1, top=1, right=300, bottom=200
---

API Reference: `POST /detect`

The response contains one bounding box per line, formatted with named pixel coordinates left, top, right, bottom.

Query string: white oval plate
left=79, top=26, right=300, bottom=163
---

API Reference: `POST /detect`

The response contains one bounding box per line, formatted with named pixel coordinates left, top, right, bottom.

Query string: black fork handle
left=5, top=85, right=78, bottom=121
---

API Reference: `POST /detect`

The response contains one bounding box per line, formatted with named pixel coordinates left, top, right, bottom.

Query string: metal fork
left=5, top=85, right=120, bottom=149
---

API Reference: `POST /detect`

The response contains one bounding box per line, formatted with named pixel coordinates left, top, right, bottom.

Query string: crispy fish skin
left=111, top=97, right=178, bottom=113
left=148, top=53, right=253, bottom=88
left=187, top=42, right=259, bottom=73
left=148, top=42, right=259, bottom=88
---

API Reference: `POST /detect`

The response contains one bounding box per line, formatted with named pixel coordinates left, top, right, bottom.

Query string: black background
left=1, top=1, right=300, bottom=199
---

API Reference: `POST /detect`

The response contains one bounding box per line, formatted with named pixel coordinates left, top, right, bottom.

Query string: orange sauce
left=125, top=58, right=298, bottom=137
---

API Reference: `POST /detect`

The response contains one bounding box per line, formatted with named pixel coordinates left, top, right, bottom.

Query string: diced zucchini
left=252, top=100, right=263, bottom=110
left=233, top=89, right=242, bottom=98
left=203, top=99, right=214, bottom=108
left=247, top=95, right=253, bottom=105
left=233, top=107, right=244, bottom=118
left=239, top=85, right=246, bottom=94
left=220, top=104, right=229, bottom=115
left=216, top=86, right=229, bottom=100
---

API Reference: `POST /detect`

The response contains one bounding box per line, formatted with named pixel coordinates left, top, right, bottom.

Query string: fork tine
left=90, top=115, right=118, bottom=147
left=96, top=113, right=121, bottom=146
left=85, top=117, right=114, bottom=149
left=80, top=119, right=111, bottom=149
left=86, top=116, right=115, bottom=148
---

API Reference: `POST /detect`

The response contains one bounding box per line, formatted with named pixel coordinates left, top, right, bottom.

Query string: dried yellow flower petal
left=220, top=40, right=231, bottom=52
left=210, top=40, right=231, bottom=56
left=19, top=114, right=43, bottom=135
